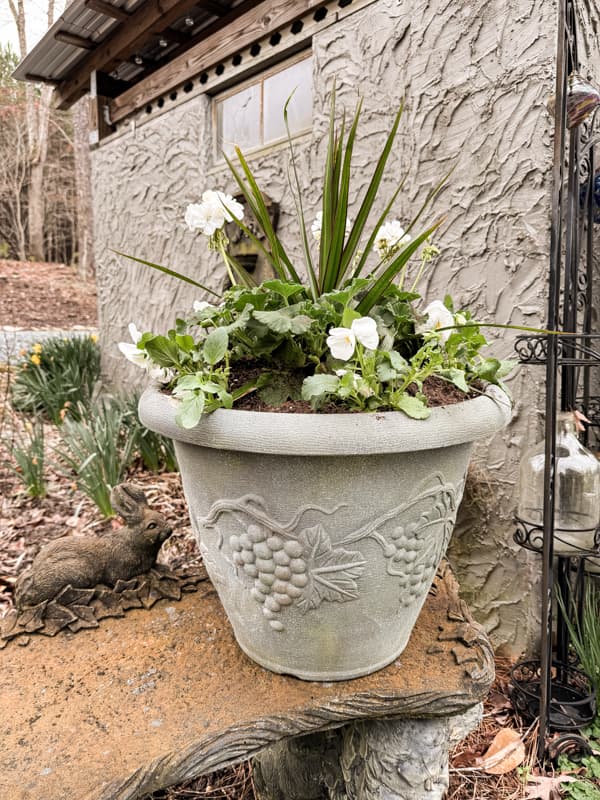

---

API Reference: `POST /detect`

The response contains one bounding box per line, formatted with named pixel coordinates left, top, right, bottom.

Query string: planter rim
left=139, top=383, right=512, bottom=456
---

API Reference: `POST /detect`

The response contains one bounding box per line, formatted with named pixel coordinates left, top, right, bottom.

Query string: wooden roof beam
left=54, top=30, right=96, bottom=50
left=54, top=0, right=216, bottom=109
left=109, top=0, right=324, bottom=124
left=84, top=0, right=131, bottom=22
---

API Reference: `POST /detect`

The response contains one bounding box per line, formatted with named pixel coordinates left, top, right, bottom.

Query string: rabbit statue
left=15, top=483, right=173, bottom=610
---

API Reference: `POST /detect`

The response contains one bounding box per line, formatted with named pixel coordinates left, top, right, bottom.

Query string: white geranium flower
left=416, top=300, right=454, bottom=342
left=193, top=300, right=213, bottom=312
left=327, top=327, right=357, bottom=361
left=185, top=190, right=244, bottom=236
left=351, top=316, right=379, bottom=350
left=311, top=211, right=352, bottom=243
left=118, top=322, right=147, bottom=368
left=374, top=219, right=411, bottom=259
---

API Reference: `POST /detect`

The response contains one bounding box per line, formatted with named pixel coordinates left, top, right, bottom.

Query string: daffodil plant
left=119, top=94, right=514, bottom=428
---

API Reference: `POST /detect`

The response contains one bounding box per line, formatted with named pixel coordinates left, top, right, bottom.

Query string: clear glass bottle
left=518, top=412, right=600, bottom=554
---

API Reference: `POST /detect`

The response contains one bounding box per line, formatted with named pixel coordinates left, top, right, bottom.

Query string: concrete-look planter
left=139, top=384, right=511, bottom=681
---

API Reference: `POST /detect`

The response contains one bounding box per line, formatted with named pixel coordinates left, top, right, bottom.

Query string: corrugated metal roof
left=12, top=0, right=242, bottom=88
left=13, top=0, right=147, bottom=83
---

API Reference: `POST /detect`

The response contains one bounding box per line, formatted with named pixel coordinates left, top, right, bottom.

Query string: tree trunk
left=27, top=85, right=52, bottom=261
left=72, top=98, right=95, bottom=278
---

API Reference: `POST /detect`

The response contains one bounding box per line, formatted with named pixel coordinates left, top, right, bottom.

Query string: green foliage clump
left=121, top=393, right=178, bottom=473
left=54, top=397, right=134, bottom=518
left=136, top=283, right=513, bottom=428
left=54, top=394, right=178, bottom=517
left=2, top=417, right=46, bottom=498
left=10, top=335, right=101, bottom=424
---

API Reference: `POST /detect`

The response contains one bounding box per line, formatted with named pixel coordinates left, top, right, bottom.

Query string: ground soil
left=0, top=260, right=97, bottom=329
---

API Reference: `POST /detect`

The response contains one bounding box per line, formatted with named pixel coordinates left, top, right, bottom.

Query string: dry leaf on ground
left=525, top=774, right=577, bottom=800
left=476, top=728, right=526, bottom=774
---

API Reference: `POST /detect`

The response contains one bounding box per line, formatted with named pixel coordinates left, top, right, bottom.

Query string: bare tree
left=72, top=98, right=95, bottom=278
left=7, top=0, right=57, bottom=261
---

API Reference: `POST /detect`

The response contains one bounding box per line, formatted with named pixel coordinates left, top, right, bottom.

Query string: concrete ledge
left=0, top=566, right=493, bottom=800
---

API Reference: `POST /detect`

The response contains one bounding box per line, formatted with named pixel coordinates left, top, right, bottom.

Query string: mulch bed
left=0, top=259, right=97, bottom=329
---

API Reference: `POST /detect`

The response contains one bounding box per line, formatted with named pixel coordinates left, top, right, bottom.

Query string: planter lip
left=139, top=382, right=512, bottom=456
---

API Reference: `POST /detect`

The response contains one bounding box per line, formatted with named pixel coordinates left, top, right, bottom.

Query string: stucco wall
left=91, top=0, right=595, bottom=654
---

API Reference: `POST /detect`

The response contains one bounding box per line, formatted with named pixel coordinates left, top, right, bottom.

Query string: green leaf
left=259, top=373, right=300, bottom=406
left=203, top=328, right=229, bottom=365
left=496, top=359, right=517, bottom=379
left=301, top=374, right=340, bottom=401
left=261, top=280, right=305, bottom=300
left=253, top=309, right=313, bottom=335
left=396, top=394, right=431, bottom=419
left=144, top=335, right=181, bottom=368
left=175, top=334, right=195, bottom=353
left=475, top=357, right=501, bottom=382
left=174, top=375, right=204, bottom=393
left=337, top=103, right=405, bottom=283
left=376, top=363, right=398, bottom=382
left=176, top=392, right=205, bottom=428
left=341, top=307, right=361, bottom=327
left=388, top=350, right=408, bottom=371
left=113, top=251, right=220, bottom=297
left=439, top=368, right=469, bottom=393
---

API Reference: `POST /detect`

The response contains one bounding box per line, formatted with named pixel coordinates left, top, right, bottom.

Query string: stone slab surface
left=0, top=569, right=493, bottom=800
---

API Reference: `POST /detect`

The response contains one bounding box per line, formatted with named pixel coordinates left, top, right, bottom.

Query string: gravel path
left=0, top=327, right=98, bottom=363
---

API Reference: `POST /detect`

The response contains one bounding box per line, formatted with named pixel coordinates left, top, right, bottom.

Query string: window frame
left=212, top=50, right=313, bottom=162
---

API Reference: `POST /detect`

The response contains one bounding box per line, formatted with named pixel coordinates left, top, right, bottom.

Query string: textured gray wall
left=91, top=0, right=597, bottom=654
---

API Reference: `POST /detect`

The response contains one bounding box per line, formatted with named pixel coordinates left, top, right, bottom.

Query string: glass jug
left=518, top=412, right=600, bottom=555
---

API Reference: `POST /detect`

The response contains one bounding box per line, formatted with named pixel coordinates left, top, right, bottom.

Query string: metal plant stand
left=511, top=0, right=600, bottom=761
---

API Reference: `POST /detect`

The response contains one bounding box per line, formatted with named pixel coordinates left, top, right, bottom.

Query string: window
left=215, top=54, right=313, bottom=158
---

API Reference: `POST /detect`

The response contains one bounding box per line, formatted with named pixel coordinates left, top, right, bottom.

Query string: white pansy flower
left=327, top=316, right=379, bottom=360
left=374, top=219, right=411, bottom=259
left=416, top=300, right=454, bottom=342
left=351, top=316, right=379, bottom=350
left=118, top=322, right=148, bottom=368
left=185, top=190, right=244, bottom=236
left=193, top=300, right=214, bottom=312
left=311, top=211, right=352, bottom=243
left=327, top=327, right=356, bottom=361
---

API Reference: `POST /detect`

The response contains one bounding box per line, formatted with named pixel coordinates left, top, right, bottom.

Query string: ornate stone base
left=253, top=706, right=482, bottom=800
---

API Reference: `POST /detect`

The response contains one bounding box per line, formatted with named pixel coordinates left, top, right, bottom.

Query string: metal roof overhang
left=12, top=0, right=243, bottom=108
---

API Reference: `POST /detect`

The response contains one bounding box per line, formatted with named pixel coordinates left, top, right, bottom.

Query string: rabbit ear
left=110, top=483, right=148, bottom=523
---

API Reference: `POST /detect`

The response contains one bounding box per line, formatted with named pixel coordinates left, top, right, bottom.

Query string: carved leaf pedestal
left=0, top=564, right=494, bottom=800
left=139, top=383, right=511, bottom=679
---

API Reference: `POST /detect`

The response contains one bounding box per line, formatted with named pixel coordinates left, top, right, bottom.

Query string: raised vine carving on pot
left=200, top=474, right=457, bottom=632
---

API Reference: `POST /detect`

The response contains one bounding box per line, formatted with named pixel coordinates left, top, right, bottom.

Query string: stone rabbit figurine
left=15, top=484, right=173, bottom=610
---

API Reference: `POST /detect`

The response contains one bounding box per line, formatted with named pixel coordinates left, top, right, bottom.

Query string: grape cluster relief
left=200, top=474, right=458, bottom=632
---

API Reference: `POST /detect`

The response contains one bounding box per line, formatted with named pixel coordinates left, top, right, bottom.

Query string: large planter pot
left=139, top=384, right=511, bottom=681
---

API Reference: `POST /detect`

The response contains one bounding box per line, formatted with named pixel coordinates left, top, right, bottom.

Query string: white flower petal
left=185, top=190, right=244, bottom=236
left=327, top=327, right=356, bottom=361
left=128, top=322, right=142, bottom=344
left=193, top=300, right=213, bottom=312
left=351, top=317, right=379, bottom=350
left=118, top=341, right=147, bottom=367
left=415, top=300, right=454, bottom=342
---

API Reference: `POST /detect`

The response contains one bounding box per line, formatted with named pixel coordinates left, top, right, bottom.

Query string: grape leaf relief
left=296, top=525, right=365, bottom=612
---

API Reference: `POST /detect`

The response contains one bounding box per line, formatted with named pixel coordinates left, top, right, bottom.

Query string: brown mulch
left=0, top=259, right=97, bottom=329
